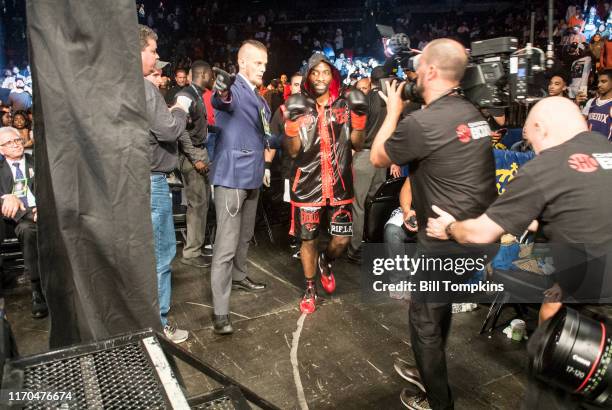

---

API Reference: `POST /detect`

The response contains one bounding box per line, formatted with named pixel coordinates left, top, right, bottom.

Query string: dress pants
left=180, top=156, right=210, bottom=258
left=14, top=219, right=39, bottom=286
left=350, top=150, right=386, bottom=255
left=211, top=187, right=259, bottom=315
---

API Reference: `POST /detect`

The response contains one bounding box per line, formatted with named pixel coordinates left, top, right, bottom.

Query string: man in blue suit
left=209, top=40, right=273, bottom=334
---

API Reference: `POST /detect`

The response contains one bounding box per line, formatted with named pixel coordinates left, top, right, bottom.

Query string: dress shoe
left=232, top=277, right=266, bottom=292
left=400, top=390, right=431, bottom=410
left=202, top=247, right=213, bottom=257
left=212, top=314, right=234, bottom=335
left=346, top=251, right=362, bottom=265
left=394, top=358, right=425, bottom=393
left=180, top=255, right=212, bottom=268
left=31, top=290, right=48, bottom=319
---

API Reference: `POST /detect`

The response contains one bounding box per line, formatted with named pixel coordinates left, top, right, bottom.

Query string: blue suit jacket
left=210, top=75, right=271, bottom=189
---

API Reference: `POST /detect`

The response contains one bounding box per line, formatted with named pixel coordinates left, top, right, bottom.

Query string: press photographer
left=370, top=38, right=497, bottom=410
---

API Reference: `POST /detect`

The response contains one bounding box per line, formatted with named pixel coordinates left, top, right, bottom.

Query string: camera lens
left=532, top=307, right=612, bottom=406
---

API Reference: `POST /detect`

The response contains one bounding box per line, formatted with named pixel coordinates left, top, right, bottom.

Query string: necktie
left=12, top=162, right=28, bottom=207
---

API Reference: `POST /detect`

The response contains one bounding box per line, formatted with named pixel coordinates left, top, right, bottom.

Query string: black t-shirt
left=486, top=131, right=612, bottom=247
left=486, top=132, right=612, bottom=299
left=385, top=94, right=497, bottom=244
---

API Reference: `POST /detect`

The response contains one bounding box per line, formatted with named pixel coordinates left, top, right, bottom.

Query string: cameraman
left=426, top=96, right=612, bottom=409
left=371, top=38, right=497, bottom=410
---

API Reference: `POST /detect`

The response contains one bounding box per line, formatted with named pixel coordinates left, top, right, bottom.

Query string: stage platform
left=6, top=225, right=532, bottom=409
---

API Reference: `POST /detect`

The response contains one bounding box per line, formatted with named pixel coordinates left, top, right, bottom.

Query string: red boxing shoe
left=318, top=254, right=336, bottom=294
left=300, top=285, right=317, bottom=314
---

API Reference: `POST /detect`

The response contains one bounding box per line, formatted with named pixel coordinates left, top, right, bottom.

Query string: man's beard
left=311, top=82, right=330, bottom=97
left=415, top=80, right=425, bottom=99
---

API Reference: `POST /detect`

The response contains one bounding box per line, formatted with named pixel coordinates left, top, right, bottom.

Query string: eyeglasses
left=1, top=138, right=23, bottom=147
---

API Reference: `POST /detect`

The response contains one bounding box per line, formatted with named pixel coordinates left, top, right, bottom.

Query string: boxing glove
left=212, top=67, right=234, bottom=93
left=285, top=94, right=316, bottom=121
left=346, top=89, right=368, bottom=115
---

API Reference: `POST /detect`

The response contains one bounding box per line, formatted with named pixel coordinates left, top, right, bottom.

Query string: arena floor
left=7, top=225, right=533, bottom=409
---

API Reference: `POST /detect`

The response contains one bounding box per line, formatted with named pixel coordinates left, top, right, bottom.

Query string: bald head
left=356, top=78, right=371, bottom=94
left=524, top=96, right=588, bottom=154
left=421, top=39, right=468, bottom=82
left=237, top=40, right=268, bottom=87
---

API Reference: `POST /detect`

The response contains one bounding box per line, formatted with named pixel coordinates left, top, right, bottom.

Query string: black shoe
left=394, top=358, right=426, bottom=393
left=346, top=251, right=362, bottom=265
left=180, top=255, right=212, bottom=268
left=400, top=390, right=431, bottom=410
left=212, top=314, right=234, bottom=335
left=31, top=290, right=48, bottom=319
left=202, top=247, right=213, bottom=257
left=232, top=277, right=266, bottom=292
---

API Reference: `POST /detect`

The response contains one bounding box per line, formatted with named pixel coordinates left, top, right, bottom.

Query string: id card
left=12, top=177, right=28, bottom=199
left=260, top=107, right=271, bottom=148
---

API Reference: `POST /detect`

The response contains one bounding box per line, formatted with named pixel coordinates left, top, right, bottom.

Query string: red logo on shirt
left=568, top=153, right=599, bottom=172
left=456, top=124, right=471, bottom=143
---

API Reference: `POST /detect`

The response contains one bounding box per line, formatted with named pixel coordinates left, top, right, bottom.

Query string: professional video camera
left=461, top=37, right=548, bottom=108
left=376, top=26, right=423, bottom=103
left=377, top=25, right=548, bottom=108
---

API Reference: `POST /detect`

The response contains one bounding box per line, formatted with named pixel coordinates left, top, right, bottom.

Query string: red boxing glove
left=284, top=119, right=301, bottom=137
left=351, top=112, right=366, bottom=131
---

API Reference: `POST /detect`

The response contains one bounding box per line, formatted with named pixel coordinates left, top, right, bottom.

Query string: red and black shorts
left=290, top=204, right=353, bottom=241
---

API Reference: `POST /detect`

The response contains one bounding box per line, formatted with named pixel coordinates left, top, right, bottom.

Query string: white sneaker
left=163, top=324, right=189, bottom=343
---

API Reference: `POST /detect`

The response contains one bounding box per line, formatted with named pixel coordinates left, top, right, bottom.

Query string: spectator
left=589, top=32, right=604, bottom=72
left=600, top=34, right=612, bottom=69
left=11, top=110, right=32, bottom=149
left=581, top=68, right=612, bottom=140
left=164, top=67, right=188, bottom=104
left=384, top=176, right=417, bottom=300
left=334, top=28, right=344, bottom=54
left=568, top=6, right=584, bottom=29
left=0, top=109, right=11, bottom=127
left=0, top=126, right=47, bottom=319
left=8, top=79, right=32, bottom=112
left=548, top=73, right=569, bottom=98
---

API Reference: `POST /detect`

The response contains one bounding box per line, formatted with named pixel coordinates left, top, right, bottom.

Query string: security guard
left=176, top=60, right=213, bottom=268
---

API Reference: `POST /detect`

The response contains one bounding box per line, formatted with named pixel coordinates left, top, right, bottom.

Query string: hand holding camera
left=378, top=79, right=406, bottom=119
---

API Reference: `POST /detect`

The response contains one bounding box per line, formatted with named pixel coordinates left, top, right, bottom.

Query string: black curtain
left=26, top=0, right=161, bottom=348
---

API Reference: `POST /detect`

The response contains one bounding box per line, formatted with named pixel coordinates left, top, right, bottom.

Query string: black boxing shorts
left=290, top=204, right=353, bottom=241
